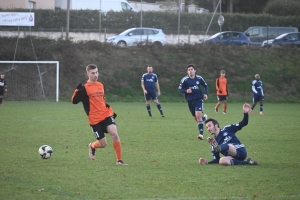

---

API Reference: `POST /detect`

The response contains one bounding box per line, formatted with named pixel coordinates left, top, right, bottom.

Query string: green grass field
left=1, top=101, right=300, bottom=200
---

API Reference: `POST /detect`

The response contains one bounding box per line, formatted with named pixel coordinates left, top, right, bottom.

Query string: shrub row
left=1, top=8, right=300, bottom=34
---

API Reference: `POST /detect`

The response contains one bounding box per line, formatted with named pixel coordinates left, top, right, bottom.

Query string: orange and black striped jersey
left=216, top=77, right=228, bottom=96
left=71, top=81, right=114, bottom=125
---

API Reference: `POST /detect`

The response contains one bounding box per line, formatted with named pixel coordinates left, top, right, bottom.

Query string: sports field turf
left=1, top=101, right=300, bottom=200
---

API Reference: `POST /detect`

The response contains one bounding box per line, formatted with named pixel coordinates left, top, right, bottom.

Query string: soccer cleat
left=116, top=160, right=128, bottom=166
left=260, top=112, right=263, bottom=115
left=247, top=158, right=259, bottom=165
left=207, top=137, right=221, bottom=152
left=203, top=114, right=208, bottom=121
left=88, top=143, right=96, bottom=160
left=198, top=134, right=204, bottom=140
left=215, top=107, right=218, bottom=113
left=250, top=109, right=253, bottom=114
left=223, top=112, right=226, bottom=114
left=162, top=115, right=165, bottom=117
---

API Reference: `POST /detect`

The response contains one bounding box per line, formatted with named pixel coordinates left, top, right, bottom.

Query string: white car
left=106, top=27, right=167, bottom=47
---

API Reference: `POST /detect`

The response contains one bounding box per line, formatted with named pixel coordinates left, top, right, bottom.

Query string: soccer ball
left=38, top=145, right=53, bottom=159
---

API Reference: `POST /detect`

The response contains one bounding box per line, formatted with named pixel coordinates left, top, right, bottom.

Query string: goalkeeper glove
left=106, top=103, right=110, bottom=108
left=113, top=113, right=117, bottom=119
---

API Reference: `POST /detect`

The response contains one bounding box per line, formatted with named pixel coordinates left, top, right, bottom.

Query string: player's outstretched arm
left=243, top=103, right=251, bottom=113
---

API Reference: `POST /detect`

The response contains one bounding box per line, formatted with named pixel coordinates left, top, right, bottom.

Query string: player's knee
left=110, top=132, right=120, bottom=141
left=219, top=157, right=231, bottom=166
left=99, top=140, right=107, bottom=148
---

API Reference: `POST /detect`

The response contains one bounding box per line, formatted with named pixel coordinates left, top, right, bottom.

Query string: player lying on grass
left=199, top=103, right=258, bottom=166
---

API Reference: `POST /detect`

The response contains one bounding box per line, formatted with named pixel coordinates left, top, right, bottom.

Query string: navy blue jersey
left=141, top=73, right=158, bottom=91
left=178, top=75, right=208, bottom=101
left=0, top=78, right=7, bottom=96
left=209, top=114, right=248, bottom=163
left=252, top=80, right=264, bottom=96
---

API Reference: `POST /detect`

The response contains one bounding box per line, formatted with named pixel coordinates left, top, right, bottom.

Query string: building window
left=28, top=1, right=36, bottom=9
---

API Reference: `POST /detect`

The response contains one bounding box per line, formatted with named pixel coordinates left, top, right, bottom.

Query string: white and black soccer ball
left=38, top=145, right=53, bottom=159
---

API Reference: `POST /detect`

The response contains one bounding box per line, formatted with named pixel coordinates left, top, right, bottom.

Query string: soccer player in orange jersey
left=215, top=70, right=228, bottom=114
left=71, top=64, right=128, bottom=165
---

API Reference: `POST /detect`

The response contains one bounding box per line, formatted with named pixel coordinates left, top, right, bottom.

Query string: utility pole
left=66, top=0, right=70, bottom=40
left=140, top=0, right=143, bottom=27
left=178, top=0, right=181, bottom=44
left=99, top=0, right=102, bottom=42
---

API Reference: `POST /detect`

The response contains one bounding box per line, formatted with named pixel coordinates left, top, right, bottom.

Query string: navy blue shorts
left=187, top=99, right=203, bottom=117
left=253, top=94, right=264, bottom=102
left=227, top=145, right=247, bottom=161
left=144, top=90, right=158, bottom=101
left=90, top=117, right=116, bottom=140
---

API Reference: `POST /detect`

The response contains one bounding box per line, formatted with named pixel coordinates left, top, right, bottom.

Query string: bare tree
left=227, top=0, right=233, bottom=13
left=212, top=0, right=218, bottom=11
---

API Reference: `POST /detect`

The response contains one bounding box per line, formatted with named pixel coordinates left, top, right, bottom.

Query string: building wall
left=0, top=0, right=55, bottom=9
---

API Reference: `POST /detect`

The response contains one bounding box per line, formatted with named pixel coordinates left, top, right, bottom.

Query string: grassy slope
left=0, top=37, right=300, bottom=102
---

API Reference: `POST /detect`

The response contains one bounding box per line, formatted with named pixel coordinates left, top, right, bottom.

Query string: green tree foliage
left=233, top=0, right=270, bottom=14
left=263, top=0, right=300, bottom=16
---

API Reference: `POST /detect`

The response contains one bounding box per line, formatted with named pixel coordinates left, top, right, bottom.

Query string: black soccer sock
left=230, top=159, right=249, bottom=165
left=198, top=121, right=204, bottom=135
left=0, top=98, right=2, bottom=104
left=156, top=103, right=163, bottom=115
left=146, top=104, right=151, bottom=116
left=260, top=105, right=263, bottom=112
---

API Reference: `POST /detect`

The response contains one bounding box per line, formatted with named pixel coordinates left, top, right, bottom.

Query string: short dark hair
left=1, top=73, right=4, bottom=75
left=186, top=64, right=195, bottom=70
left=204, top=118, right=219, bottom=128
left=86, top=64, right=97, bottom=72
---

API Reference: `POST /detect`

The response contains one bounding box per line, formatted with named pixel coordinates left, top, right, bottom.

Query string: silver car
left=106, top=27, right=167, bottom=47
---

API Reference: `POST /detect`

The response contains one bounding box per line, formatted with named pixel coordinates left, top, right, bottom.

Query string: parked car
left=203, top=31, right=250, bottom=45
left=106, top=27, right=167, bottom=47
left=262, top=32, right=300, bottom=48
left=244, top=26, right=298, bottom=46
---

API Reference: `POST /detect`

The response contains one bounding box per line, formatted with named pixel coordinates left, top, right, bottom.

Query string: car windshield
left=118, top=29, right=134, bottom=35
left=209, top=33, right=222, bottom=38
left=275, top=33, right=289, bottom=39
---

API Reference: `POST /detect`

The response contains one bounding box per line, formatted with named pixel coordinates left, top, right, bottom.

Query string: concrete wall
left=0, top=0, right=55, bottom=9
left=0, top=31, right=209, bottom=45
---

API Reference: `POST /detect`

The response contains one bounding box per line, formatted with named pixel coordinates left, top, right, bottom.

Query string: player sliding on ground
left=199, top=103, right=258, bottom=166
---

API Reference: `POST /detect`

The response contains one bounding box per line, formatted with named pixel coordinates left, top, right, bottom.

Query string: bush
left=263, top=0, right=300, bottom=16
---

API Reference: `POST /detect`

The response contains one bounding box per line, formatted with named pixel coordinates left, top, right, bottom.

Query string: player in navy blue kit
left=178, top=64, right=208, bottom=140
left=141, top=66, right=164, bottom=118
left=0, top=73, right=8, bottom=106
left=250, top=74, right=264, bottom=115
left=199, top=103, right=258, bottom=166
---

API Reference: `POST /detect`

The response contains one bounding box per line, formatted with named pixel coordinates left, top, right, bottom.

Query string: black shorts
left=217, top=95, right=227, bottom=101
left=0, top=88, right=4, bottom=96
left=90, top=116, right=116, bottom=140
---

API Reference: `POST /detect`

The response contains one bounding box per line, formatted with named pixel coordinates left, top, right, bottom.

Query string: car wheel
left=117, top=41, right=127, bottom=47
left=152, top=41, right=162, bottom=47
